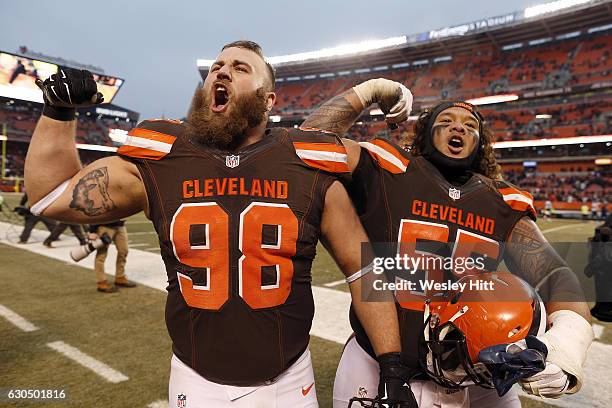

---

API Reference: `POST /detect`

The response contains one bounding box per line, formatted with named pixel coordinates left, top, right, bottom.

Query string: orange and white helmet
left=420, top=272, right=547, bottom=390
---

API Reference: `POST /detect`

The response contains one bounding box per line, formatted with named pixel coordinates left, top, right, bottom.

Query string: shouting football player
left=302, top=80, right=594, bottom=407
left=25, top=41, right=416, bottom=407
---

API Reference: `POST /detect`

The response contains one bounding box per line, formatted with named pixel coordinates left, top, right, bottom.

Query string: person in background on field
left=88, top=220, right=136, bottom=293
left=16, top=190, right=57, bottom=244
left=544, top=199, right=553, bottom=221
left=585, top=213, right=612, bottom=322
left=581, top=203, right=590, bottom=220
left=43, top=222, right=87, bottom=247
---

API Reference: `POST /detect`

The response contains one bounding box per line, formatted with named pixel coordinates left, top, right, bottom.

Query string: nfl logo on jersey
left=226, top=155, right=240, bottom=168
left=177, top=394, right=186, bottom=408
left=448, top=187, right=461, bottom=200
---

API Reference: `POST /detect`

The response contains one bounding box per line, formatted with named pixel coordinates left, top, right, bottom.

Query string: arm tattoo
left=69, top=167, right=116, bottom=216
left=504, top=218, right=567, bottom=287
left=301, top=91, right=362, bottom=135
left=503, top=217, right=589, bottom=303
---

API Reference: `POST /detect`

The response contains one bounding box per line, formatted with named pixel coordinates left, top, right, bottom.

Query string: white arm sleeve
left=30, top=179, right=71, bottom=216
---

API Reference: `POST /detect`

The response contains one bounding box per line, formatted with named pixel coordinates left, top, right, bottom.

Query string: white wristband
left=30, top=179, right=71, bottom=216
left=346, top=262, right=374, bottom=283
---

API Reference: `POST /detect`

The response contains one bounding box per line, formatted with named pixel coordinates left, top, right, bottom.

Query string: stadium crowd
left=273, top=32, right=610, bottom=114
left=270, top=32, right=610, bottom=146
left=505, top=170, right=610, bottom=204
left=0, top=100, right=129, bottom=147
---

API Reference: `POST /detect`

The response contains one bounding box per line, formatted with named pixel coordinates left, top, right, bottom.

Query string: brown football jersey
left=117, top=120, right=349, bottom=385
left=346, top=138, right=537, bottom=370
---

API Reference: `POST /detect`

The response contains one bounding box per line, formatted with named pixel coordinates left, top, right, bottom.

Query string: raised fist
left=36, top=68, right=104, bottom=108
left=352, top=78, right=413, bottom=128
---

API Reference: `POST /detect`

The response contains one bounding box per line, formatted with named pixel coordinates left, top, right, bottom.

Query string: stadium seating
left=274, top=32, right=609, bottom=112
left=0, top=100, right=135, bottom=146
left=505, top=169, right=610, bottom=202
left=479, top=98, right=611, bottom=141
left=0, top=101, right=132, bottom=179
left=272, top=31, right=611, bottom=144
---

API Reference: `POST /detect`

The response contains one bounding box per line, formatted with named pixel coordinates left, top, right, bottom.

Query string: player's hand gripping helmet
left=420, top=272, right=547, bottom=395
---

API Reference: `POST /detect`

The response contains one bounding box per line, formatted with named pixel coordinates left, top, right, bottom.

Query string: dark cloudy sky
left=2, top=0, right=540, bottom=119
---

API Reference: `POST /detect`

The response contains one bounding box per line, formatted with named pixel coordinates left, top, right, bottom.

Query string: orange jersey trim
left=498, top=187, right=537, bottom=218
left=117, top=127, right=177, bottom=160
left=359, top=139, right=409, bottom=174
left=293, top=142, right=350, bottom=173
left=128, top=127, right=177, bottom=145
left=116, top=145, right=167, bottom=160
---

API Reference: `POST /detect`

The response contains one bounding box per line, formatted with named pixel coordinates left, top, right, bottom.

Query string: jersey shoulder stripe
left=497, top=183, right=537, bottom=219
left=292, top=141, right=350, bottom=173
left=286, top=127, right=349, bottom=173
left=117, top=120, right=181, bottom=160
left=358, top=138, right=409, bottom=174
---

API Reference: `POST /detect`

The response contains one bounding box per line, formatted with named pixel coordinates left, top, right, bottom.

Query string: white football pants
left=169, top=349, right=318, bottom=408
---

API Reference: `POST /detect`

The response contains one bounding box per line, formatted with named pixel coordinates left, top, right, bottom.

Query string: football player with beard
left=301, top=82, right=594, bottom=407
left=25, top=41, right=417, bottom=407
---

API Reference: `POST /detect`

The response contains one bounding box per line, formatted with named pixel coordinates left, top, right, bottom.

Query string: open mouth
left=447, top=136, right=464, bottom=155
left=211, top=83, right=230, bottom=113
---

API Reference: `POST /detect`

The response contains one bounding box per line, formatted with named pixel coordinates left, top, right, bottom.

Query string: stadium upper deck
left=198, top=0, right=610, bottom=85
left=196, top=0, right=611, bottom=130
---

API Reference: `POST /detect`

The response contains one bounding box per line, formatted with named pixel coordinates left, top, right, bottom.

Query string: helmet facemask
left=421, top=304, right=495, bottom=389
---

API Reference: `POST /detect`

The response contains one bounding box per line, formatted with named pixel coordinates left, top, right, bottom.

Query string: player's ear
left=266, top=91, right=276, bottom=112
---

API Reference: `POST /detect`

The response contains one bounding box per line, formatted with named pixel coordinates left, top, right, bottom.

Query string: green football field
left=0, top=192, right=609, bottom=408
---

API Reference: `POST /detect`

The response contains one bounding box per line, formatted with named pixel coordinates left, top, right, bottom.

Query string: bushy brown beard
left=186, top=86, right=268, bottom=150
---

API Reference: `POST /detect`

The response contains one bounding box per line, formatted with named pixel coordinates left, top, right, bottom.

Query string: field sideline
left=1, top=192, right=610, bottom=407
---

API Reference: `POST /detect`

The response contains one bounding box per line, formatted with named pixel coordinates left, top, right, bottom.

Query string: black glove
left=35, top=68, right=104, bottom=121
left=377, top=352, right=418, bottom=408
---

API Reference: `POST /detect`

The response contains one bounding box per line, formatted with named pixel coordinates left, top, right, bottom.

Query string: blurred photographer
left=44, top=222, right=87, bottom=247
left=585, top=213, right=612, bottom=322
left=88, top=220, right=136, bottom=293
left=15, top=191, right=57, bottom=244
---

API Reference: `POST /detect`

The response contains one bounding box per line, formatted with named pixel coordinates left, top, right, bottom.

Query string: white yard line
left=47, top=341, right=129, bottom=383
left=541, top=223, right=592, bottom=234
left=0, top=304, right=39, bottom=332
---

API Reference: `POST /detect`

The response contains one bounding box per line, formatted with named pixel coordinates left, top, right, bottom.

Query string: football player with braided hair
left=24, top=44, right=418, bottom=407
left=302, top=81, right=593, bottom=407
